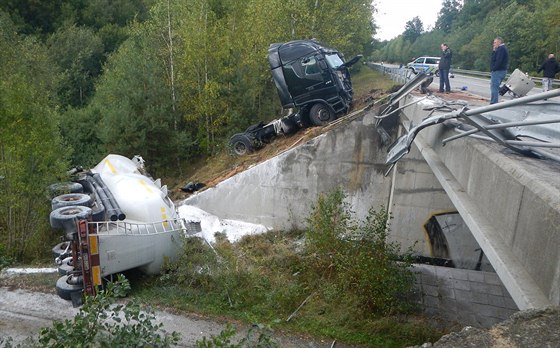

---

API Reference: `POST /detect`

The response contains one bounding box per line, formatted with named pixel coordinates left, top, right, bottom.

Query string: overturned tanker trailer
left=48, top=154, right=198, bottom=303
left=230, top=39, right=362, bottom=155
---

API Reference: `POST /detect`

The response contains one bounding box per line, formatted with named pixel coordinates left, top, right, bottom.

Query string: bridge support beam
left=398, top=95, right=558, bottom=309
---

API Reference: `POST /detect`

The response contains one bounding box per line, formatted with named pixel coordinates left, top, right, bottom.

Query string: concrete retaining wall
left=414, top=264, right=518, bottom=328
left=184, top=112, right=393, bottom=231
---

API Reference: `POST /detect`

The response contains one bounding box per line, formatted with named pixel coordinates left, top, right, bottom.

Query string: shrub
left=303, top=188, right=416, bottom=316
left=37, top=275, right=181, bottom=347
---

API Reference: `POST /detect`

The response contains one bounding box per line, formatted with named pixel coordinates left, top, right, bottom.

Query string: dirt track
left=0, top=286, right=342, bottom=347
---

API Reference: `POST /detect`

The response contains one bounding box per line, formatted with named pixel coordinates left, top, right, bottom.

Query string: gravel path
left=0, top=287, right=341, bottom=347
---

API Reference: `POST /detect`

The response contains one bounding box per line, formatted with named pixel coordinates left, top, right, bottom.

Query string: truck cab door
left=283, top=54, right=335, bottom=106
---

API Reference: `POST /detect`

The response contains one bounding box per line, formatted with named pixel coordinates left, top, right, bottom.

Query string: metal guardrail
left=369, top=63, right=560, bottom=87
left=89, top=217, right=201, bottom=235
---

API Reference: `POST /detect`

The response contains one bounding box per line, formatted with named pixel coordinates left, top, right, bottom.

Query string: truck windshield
left=325, top=53, right=344, bottom=69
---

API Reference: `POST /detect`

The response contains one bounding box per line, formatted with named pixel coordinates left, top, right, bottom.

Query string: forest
left=1, top=0, right=558, bottom=262
left=373, top=0, right=560, bottom=73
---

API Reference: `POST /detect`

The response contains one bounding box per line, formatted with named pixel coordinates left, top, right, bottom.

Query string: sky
left=374, top=0, right=443, bottom=41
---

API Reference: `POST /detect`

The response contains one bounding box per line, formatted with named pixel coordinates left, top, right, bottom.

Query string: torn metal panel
left=382, top=88, right=560, bottom=166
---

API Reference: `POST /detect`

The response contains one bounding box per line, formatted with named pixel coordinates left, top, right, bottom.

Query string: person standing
left=537, top=53, right=560, bottom=92
left=490, top=37, right=509, bottom=104
left=438, top=43, right=452, bottom=93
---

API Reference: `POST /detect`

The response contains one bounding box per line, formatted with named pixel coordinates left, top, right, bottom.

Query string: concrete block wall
left=414, top=264, right=519, bottom=328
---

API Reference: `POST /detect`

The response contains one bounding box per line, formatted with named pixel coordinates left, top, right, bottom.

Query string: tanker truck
left=230, top=39, right=362, bottom=156
left=48, top=154, right=199, bottom=303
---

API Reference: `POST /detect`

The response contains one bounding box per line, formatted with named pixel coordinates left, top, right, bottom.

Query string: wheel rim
left=317, top=107, right=331, bottom=122
left=234, top=141, right=247, bottom=155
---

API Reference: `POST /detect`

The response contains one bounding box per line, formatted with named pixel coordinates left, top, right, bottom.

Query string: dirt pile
left=410, top=306, right=560, bottom=348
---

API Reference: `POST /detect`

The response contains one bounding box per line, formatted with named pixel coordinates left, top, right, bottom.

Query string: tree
left=0, top=12, right=70, bottom=261
left=47, top=24, right=105, bottom=107
left=403, top=16, right=423, bottom=43
left=435, top=0, right=462, bottom=33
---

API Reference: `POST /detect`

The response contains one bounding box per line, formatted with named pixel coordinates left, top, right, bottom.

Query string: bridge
left=184, top=66, right=560, bottom=327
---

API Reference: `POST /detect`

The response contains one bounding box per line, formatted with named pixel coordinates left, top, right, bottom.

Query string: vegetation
left=0, top=0, right=374, bottom=262
left=373, top=0, right=560, bottom=74
left=134, top=189, right=443, bottom=347
left=1, top=275, right=181, bottom=347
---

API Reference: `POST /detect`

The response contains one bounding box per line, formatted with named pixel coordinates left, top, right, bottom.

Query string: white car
left=406, top=56, right=454, bottom=78
left=407, top=56, right=440, bottom=75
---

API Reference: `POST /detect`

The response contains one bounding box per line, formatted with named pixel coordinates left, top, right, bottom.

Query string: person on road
left=438, top=43, right=452, bottom=93
left=490, top=37, right=509, bottom=104
left=537, top=53, right=560, bottom=92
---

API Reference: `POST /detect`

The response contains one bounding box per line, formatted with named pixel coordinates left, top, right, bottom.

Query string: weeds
left=145, top=188, right=443, bottom=347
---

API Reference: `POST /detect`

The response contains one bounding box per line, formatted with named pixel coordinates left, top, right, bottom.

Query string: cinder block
left=487, top=294, right=505, bottom=307
left=470, top=281, right=489, bottom=294
left=486, top=284, right=503, bottom=296
left=452, top=279, right=471, bottom=291
left=471, top=292, right=489, bottom=304
left=435, top=267, right=454, bottom=280
left=454, top=289, right=474, bottom=302
left=467, top=271, right=485, bottom=283
left=439, top=286, right=455, bottom=299
left=423, top=284, right=439, bottom=297
left=483, top=272, right=502, bottom=285
left=451, top=269, right=469, bottom=281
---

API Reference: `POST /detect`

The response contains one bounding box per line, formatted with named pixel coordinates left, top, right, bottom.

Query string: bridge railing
left=368, top=63, right=560, bottom=88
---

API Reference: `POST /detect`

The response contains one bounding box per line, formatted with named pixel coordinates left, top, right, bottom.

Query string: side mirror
left=338, top=54, right=363, bottom=69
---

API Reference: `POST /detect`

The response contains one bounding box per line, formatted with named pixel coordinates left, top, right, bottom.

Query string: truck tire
left=309, top=103, right=335, bottom=126
left=230, top=134, right=254, bottom=156
left=51, top=193, right=93, bottom=210
left=48, top=182, right=83, bottom=199
left=52, top=241, right=71, bottom=259
left=58, top=257, right=75, bottom=275
left=50, top=206, right=92, bottom=231
left=56, top=275, right=83, bottom=301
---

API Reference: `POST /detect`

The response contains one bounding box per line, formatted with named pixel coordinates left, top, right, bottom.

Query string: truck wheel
left=56, top=275, right=83, bottom=301
left=58, top=257, right=75, bottom=275
left=51, top=193, right=93, bottom=210
left=50, top=206, right=92, bottom=230
left=230, top=134, right=254, bottom=156
left=309, top=103, right=335, bottom=126
left=52, top=241, right=72, bottom=259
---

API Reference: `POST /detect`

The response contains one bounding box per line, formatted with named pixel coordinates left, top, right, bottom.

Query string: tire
left=309, top=103, right=335, bottom=126
left=230, top=134, right=254, bottom=156
left=50, top=205, right=92, bottom=231
left=51, top=193, right=93, bottom=210
left=52, top=241, right=72, bottom=259
left=435, top=70, right=440, bottom=77
left=58, top=257, right=76, bottom=275
left=56, top=274, right=83, bottom=301
left=48, top=182, right=83, bottom=199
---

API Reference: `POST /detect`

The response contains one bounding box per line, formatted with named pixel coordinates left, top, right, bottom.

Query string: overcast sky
left=374, top=0, right=443, bottom=41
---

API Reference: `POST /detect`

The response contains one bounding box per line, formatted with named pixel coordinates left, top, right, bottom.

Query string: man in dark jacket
left=537, top=54, right=560, bottom=92
left=490, top=37, right=509, bottom=104
left=438, top=43, right=452, bottom=93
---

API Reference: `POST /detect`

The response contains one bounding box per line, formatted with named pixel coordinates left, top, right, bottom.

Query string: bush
left=303, top=188, right=416, bottom=316
left=37, top=275, right=181, bottom=347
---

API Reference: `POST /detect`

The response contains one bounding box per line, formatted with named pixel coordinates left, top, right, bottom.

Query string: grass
left=130, top=190, right=450, bottom=347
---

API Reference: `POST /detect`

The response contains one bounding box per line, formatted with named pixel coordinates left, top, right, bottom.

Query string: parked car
left=407, top=56, right=440, bottom=75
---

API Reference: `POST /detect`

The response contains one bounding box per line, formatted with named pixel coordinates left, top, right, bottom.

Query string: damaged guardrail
left=382, top=88, right=560, bottom=168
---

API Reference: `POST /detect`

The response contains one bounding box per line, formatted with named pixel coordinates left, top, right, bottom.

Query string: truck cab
left=268, top=40, right=361, bottom=126
left=229, top=40, right=361, bottom=156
